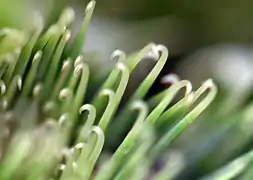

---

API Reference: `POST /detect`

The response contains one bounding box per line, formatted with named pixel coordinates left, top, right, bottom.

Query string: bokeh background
left=2, top=0, right=253, bottom=179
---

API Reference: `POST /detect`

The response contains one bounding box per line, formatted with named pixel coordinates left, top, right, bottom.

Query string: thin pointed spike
left=67, top=0, right=96, bottom=59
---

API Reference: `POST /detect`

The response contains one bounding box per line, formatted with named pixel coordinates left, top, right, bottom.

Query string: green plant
left=1, top=1, right=251, bottom=180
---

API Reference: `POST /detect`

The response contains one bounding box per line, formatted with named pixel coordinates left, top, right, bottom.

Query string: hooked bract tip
left=161, top=74, right=181, bottom=85
left=79, top=104, right=94, bottom=114
left=110, top=49, right=125, bottom=61
left=74, top=143, right=85, bottom=150
left=116, top=62, right=127, bottom=70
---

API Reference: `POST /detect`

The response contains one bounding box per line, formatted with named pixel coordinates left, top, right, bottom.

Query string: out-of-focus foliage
left=0, top=0, right=30, bottom=29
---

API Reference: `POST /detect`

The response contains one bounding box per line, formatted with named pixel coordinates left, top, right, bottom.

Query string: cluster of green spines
left=0, top=1, right=250, bottom=180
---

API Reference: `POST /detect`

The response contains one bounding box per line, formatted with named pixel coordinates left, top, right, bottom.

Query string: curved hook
left=158, top=92, right=194, bottom=126
left=146, top=80, right=192, bottom=124
left=72, top=63, right=89, bottom=119
left=114, top=62, right=130, bottom=107
left=110, top=49, right=126, bottom=62
left=126, top=43, right=156, bottom=72
left=77, top=104, right=96, bottom=142
left=98, top=89, right=116, bottom=131
left=99, top=50, right=126, bottom=92
left=92, top=62, right=129, bottom=125
left=61, top=125, right=104, bottom=180
left=131, top=100, right=149, bottom=125
left=132, top=44, right=169, bottom=100
left=157, top=73, right=193, bottom=125
left=161, top=73, right=181, bottom=86
left=76, top=126, right=104, bottom=180
left=151, top=79, right=217, bottom=159
left=86, top=126, right=104, bottom=164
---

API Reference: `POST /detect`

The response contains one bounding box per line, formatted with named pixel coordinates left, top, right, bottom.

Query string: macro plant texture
left=1, top=1, right=253, bottom=180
